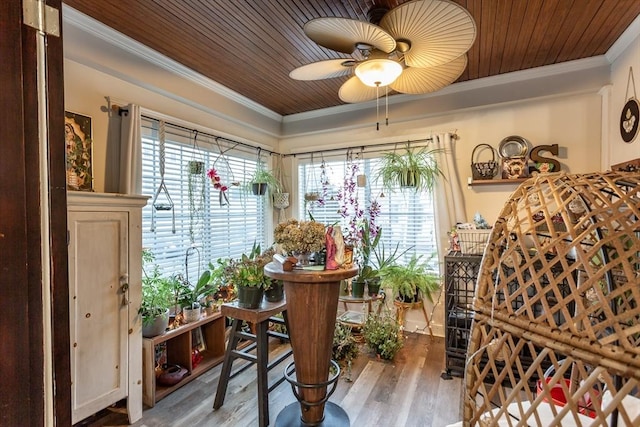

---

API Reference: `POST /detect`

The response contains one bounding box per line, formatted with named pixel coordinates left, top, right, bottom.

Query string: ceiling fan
left=290, top=0, right=477, bottom=105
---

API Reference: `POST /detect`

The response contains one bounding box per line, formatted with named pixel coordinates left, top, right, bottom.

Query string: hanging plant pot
left=188, top=160, right=204, bottom=175
left=252, top=182, right=268, bottom=195
left=400, top=170, right=418, bottom=188
left=304, top=191, right=319, bottom=201
left=357, top=174, right=367, bottom=187
left=273, top=192, right=290, bottom=209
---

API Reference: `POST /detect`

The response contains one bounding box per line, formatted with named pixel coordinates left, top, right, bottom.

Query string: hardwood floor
left=81, top=334, right=463, bottom=427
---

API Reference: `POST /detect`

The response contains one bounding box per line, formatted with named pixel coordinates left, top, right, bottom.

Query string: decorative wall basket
left=471, top=143, right=499, bottom=180
left=459, top=171, right=640, bottom=426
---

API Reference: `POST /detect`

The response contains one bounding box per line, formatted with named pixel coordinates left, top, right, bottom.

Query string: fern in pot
left=379, top=254, right=441, bottom=303
left=376, top=145, right=444, bottom=192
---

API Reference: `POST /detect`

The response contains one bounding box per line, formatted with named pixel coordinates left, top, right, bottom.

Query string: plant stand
left=264, top=263, right=357, bottom=427
left=393, top=299, right=433, bottom=338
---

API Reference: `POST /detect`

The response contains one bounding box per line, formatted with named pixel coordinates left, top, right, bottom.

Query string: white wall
left=607, top=20, right=640, bottom=167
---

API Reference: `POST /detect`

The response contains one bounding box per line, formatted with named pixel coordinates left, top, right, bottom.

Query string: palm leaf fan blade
left=391, top=55, right=467, bottom=94
left=379, top=0, right=476, bottom=68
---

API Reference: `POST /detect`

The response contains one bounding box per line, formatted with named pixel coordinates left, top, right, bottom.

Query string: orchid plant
left=207, top=167, right=230, bottom=206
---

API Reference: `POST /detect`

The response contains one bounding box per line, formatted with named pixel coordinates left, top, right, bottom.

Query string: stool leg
left=213, top=319, right=243, bottom=410
left=256, top=320, right=269, bottom=427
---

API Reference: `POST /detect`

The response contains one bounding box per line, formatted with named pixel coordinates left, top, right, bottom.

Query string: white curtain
left=433, top=132, right=466, bottom=259
left=119, top=104, right=142, bottom=194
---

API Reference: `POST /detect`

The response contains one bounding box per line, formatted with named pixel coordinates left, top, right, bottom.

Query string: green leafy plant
left=362, top=311, right=403, bottom=360
left=247, top=157, right=283, bottom=196
left=140, top=249, right=179, bottom=326
left=332, top=322, right=359, bottom=364
left=222, top=242, right=273, bottom=290
left=176, top=269, right=216, bottom=309
left=376, top=145, right=444, bottom=192
left=379, top=254, right=441, bottom=302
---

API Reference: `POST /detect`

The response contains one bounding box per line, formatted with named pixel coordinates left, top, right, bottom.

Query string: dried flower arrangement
left=274, top=219, right=326, bottom=254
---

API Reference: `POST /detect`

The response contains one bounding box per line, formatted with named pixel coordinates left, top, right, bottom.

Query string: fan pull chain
left=385, top=87, right=389, bottom=126
left=376, top=84, right=380, bottom=131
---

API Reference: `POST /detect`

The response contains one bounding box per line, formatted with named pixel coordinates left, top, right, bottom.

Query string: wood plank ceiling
left=63, top=0, right=640, bottom=116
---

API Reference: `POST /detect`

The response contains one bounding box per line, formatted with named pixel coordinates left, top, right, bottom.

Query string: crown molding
left=62, top=5, right=282, bottom=123
left=605, top=13, right=640, bottom=63
left=282, top=55, right=610, bottom=126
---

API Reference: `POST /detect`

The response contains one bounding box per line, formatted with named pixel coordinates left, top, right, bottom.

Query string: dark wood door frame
left=0, top=0, right=70, bottom=424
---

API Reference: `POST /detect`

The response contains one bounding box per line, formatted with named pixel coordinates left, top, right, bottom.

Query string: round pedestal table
left=264, top=263, right=357, bottom=427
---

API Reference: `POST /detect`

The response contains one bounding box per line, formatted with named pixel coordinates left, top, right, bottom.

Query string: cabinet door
left=68, top=211, right=129, bottom=424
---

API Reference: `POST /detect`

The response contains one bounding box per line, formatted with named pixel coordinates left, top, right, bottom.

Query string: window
left=141, top=117, right=266, bottom=280
left=298, top=157, right=438, bottom=265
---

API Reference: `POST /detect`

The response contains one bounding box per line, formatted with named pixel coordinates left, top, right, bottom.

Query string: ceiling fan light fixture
left=355, top=59, right=402, bottom=87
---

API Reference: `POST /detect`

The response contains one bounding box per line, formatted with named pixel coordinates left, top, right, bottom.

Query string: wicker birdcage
left=457, top=171, right=640, bottom=426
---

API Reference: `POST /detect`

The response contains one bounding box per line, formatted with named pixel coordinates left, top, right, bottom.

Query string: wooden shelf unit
left=142, top=312, right=225, bottom=407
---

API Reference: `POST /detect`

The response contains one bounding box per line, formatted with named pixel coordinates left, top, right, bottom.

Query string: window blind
left=141, top=117, right=266, bottom=281
left=298, top=157, right=438, bottom=266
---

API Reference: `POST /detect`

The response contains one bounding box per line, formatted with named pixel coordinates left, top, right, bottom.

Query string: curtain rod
left=117, top=105, right=456, bottom=159
left=117, top=106, right=278, bottom=157
left=283, top=134, right=457, bottom=158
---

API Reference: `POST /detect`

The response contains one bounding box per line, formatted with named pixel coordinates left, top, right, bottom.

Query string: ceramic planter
left=351, top=278, right=365, bottom=298
left=252, top=182, right=267, bottom=195
left=183, top=306, right=202, bottom=323
left=237, top=284, right=264, bottom=309
left=142, top=309, right=170, bottom=337
left=264, top=280, right=284, bottom=302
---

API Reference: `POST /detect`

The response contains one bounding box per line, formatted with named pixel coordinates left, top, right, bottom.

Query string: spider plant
left=376, top=145, right=445, bottom=192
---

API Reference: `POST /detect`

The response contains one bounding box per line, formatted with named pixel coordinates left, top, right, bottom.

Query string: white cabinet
left=67, top=192, right=147, bottom=424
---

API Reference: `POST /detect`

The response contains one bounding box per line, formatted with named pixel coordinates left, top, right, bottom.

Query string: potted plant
left=274, top=218, right=326, bottom=265
left=140, top=250, right=177, bottom=337
left=362, top=311, right=403, bottom=360
left=248, top=152, right=282, bottom=196
left=376, top=145, right=444, bottom=192
left=379, top=254, right=441, bottom=303
left=176, top=270, right=216, bottom=323
left=224, top=242, right=271, bottom=308
left=332, top=322, right=359, bottom=379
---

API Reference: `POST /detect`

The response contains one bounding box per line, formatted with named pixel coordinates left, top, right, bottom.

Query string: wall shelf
left=467, top=177, right=527, bottom=186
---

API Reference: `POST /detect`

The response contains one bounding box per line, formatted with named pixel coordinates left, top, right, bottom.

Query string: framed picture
left=191, top=327, right=206, bottom=352
left=64, top=111, right=93, bottom=191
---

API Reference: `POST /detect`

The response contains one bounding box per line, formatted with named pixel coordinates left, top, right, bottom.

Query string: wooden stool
left=213, top=298, right=291, bottom=427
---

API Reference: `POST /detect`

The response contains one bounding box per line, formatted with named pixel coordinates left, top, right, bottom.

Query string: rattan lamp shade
left=461, top=171, right=640, bottom=426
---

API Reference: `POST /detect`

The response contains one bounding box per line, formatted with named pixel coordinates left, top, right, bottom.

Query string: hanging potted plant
left=376, top=145, right=444, bottom=192
left=248, top=148, right=282, bottom=196
left=272, top=155, right=290, bottom=220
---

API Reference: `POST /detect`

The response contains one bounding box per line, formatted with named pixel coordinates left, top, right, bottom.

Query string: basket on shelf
left=471, top=143, right=499, bottom=180
left=455, top=229, right=491, bottom=255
